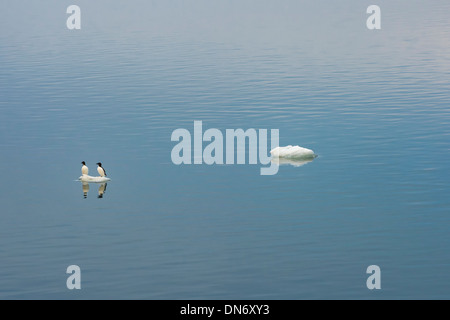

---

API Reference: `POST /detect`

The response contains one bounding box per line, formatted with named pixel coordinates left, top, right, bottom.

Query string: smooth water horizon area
left=0, top=1, right=449, bottom=299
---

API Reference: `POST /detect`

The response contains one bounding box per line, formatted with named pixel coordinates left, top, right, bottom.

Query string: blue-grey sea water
left=0, top=0, right=449, bottom=299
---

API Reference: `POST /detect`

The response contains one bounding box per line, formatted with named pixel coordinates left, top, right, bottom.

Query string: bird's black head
left=81, top=161, right=86, bottom=165
left=97, top=162, right=102, bottom=167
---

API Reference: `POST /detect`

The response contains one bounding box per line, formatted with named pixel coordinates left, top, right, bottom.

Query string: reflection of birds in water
left=82, top=182, right=90, bottom=199
left=81, top=182, right=107, bottom=199
left=81, top=161, right=89, bottom=175
left=98, top=183, right=107, bottom=199
left=97, top=163, right=107, bottom=177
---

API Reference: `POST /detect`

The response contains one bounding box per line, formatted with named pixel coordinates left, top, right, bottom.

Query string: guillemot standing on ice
left=81, top=161, right=89, bottom=175
left=97, top=162, right=107, bottom=177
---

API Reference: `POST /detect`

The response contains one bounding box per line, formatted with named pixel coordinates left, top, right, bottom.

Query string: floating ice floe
left=270, top=145, right=317, bottom=159
left=78, top=175, right=111, bottom=183
left=270, top=145, right=317, bottom=168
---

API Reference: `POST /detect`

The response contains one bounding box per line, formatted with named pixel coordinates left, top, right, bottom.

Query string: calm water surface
left=0, top=1, right=449, bottom=299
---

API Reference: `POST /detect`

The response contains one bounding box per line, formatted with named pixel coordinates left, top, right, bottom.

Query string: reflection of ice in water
left=80, top=181, right=108, bottom=199
left=271, top=157, right=316, bottom=167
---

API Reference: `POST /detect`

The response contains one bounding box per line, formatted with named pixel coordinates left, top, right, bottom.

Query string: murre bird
left=81, top=161, right=89, bottom=175
left=97, top=162, right=107, bottom=177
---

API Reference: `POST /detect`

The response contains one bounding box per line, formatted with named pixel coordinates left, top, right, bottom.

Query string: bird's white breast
left=97, top=167, right=105, bottom=177
left=82, top=165, right=89, bottom=175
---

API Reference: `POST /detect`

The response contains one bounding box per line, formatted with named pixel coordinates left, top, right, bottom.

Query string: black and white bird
left=81, top=161, right=89, bottom=175
left=96, top=162, right=107, bottom=177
